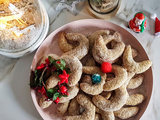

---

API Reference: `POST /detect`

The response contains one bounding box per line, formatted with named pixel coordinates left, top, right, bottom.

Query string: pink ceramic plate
left=30, top=19, right=153, bottom=120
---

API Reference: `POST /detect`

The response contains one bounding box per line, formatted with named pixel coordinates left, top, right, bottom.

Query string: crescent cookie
left=103, top=65, right=127, bottom=91
left=123, top=45, right=152, bottom=74
left=126, top=94, right=145, bottom=106
left=63, top=94, right=95, bottom=120
left=96, top=106, right=115, bottom=120
left=45, top=75, right=59, bottom=89
left=103, top=31, right=122, bottom=44
left=62, top=33, right=89, bottom=60
left=68, top=97, right=80, bottom=116
left=59, top=85, right=79, bottom=103
left=127, top=74, right=144, bottom=89
left=123, top=72, right=135, bottom=87
left=61, top=55, right=82, bottom=87
left=92, top=86, right=128, bottom=112
left=39, top=95, right=53, bottom=109
left=39, top=54, right=83, bottom=87
left=58, top=32, right=78, bottom=52
left=56, top=101, right=70, bottom=116
left=100, top=110, right=115, bottom=120
left=92, top=35, right=125, bottom=64
left=114, top=107, right=139, bottom=119
left=131, top=48, right=138, bottom=58
left=111, top=41, right=138, bottom=58
left=96, top=97, right=115, bottom=120
left=80, top=66, right=106, bottom=95
left=88, top=30, right=110, bottom=53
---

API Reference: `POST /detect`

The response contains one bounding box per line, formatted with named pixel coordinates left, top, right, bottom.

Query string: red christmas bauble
left=60, top=86, right=67, bottom=94
left=54, top=97, right=60, bottom=104
left=101, top=62, right=112, bottom=73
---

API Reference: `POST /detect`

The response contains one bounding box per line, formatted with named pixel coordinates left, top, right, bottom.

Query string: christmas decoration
left=91, top=73, right=101, bottom=84
left=150, top=13, right=160, bottom=37
left=37, top=86, right=48, bottom=98
left=54, top=97, right=60, bottom=104
left=30, top=56, right=71, bottom=104
left=59, top=70, right=70, bottom=84
left=128, top=12, right=147, bottom=33
left=101, top=62, right=112, bottom=73
left=59, top=86, right=68, bottom=94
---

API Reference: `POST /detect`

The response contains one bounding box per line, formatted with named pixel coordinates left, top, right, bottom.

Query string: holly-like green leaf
left=54, top=59, right=60, bottom=67
left=47, top=88, right=57, bottom=94
left=59, top=65, right=64, bottom=71
left=53, top=92, right=60, bottom=101
left=60, top=59, right=66, bottom=67
left=34, top=70, right=38, bottom=82
left=48, top=56, right=55, bottom=64
left=54, top=63, right=61, bottom=70
left=47, top=88, right=57, bottom=98
left=54, top=59, right=65, bottom=71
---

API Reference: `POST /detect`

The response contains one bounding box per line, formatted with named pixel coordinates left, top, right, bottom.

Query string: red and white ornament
left=129, top=12, right=147, bottom=33
left=150, top=13, right=160, bottom=37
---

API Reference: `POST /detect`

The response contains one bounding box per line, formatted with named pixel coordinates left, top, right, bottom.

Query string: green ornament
left=91, top=73, right=101, bottom=84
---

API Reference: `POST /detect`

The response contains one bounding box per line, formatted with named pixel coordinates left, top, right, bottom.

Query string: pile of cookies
left=36, top=30, right=152, bottom=120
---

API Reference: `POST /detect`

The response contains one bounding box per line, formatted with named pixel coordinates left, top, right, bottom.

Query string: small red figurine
left=128, top=12, right=147, bottom=33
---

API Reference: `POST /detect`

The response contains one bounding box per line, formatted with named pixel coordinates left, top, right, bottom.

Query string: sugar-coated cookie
left=57, top=101, right=70, bottom=116
left=127, top=74, right=144, bottom=89
left=63, top=94, right=95, bottom=120
left=103, top=65, right=127, bottom=91
left=114, top=107, right=139, bottom=119
left=39, top=95, right=53, bottom=109
left=59, top=85, right=79, bottom=103
left=58, top=32, right=77, bottom=52
left=62, top=33, right=89, bottom=60
left=123, top=45, right=152, bottom=74
left=80, top=66, right=106, bottom=95
left=92, top=35, right=125, bottom=64
left=92, top=86, right=128, bottom=112
left=126, top=94, right=145, bottom=106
